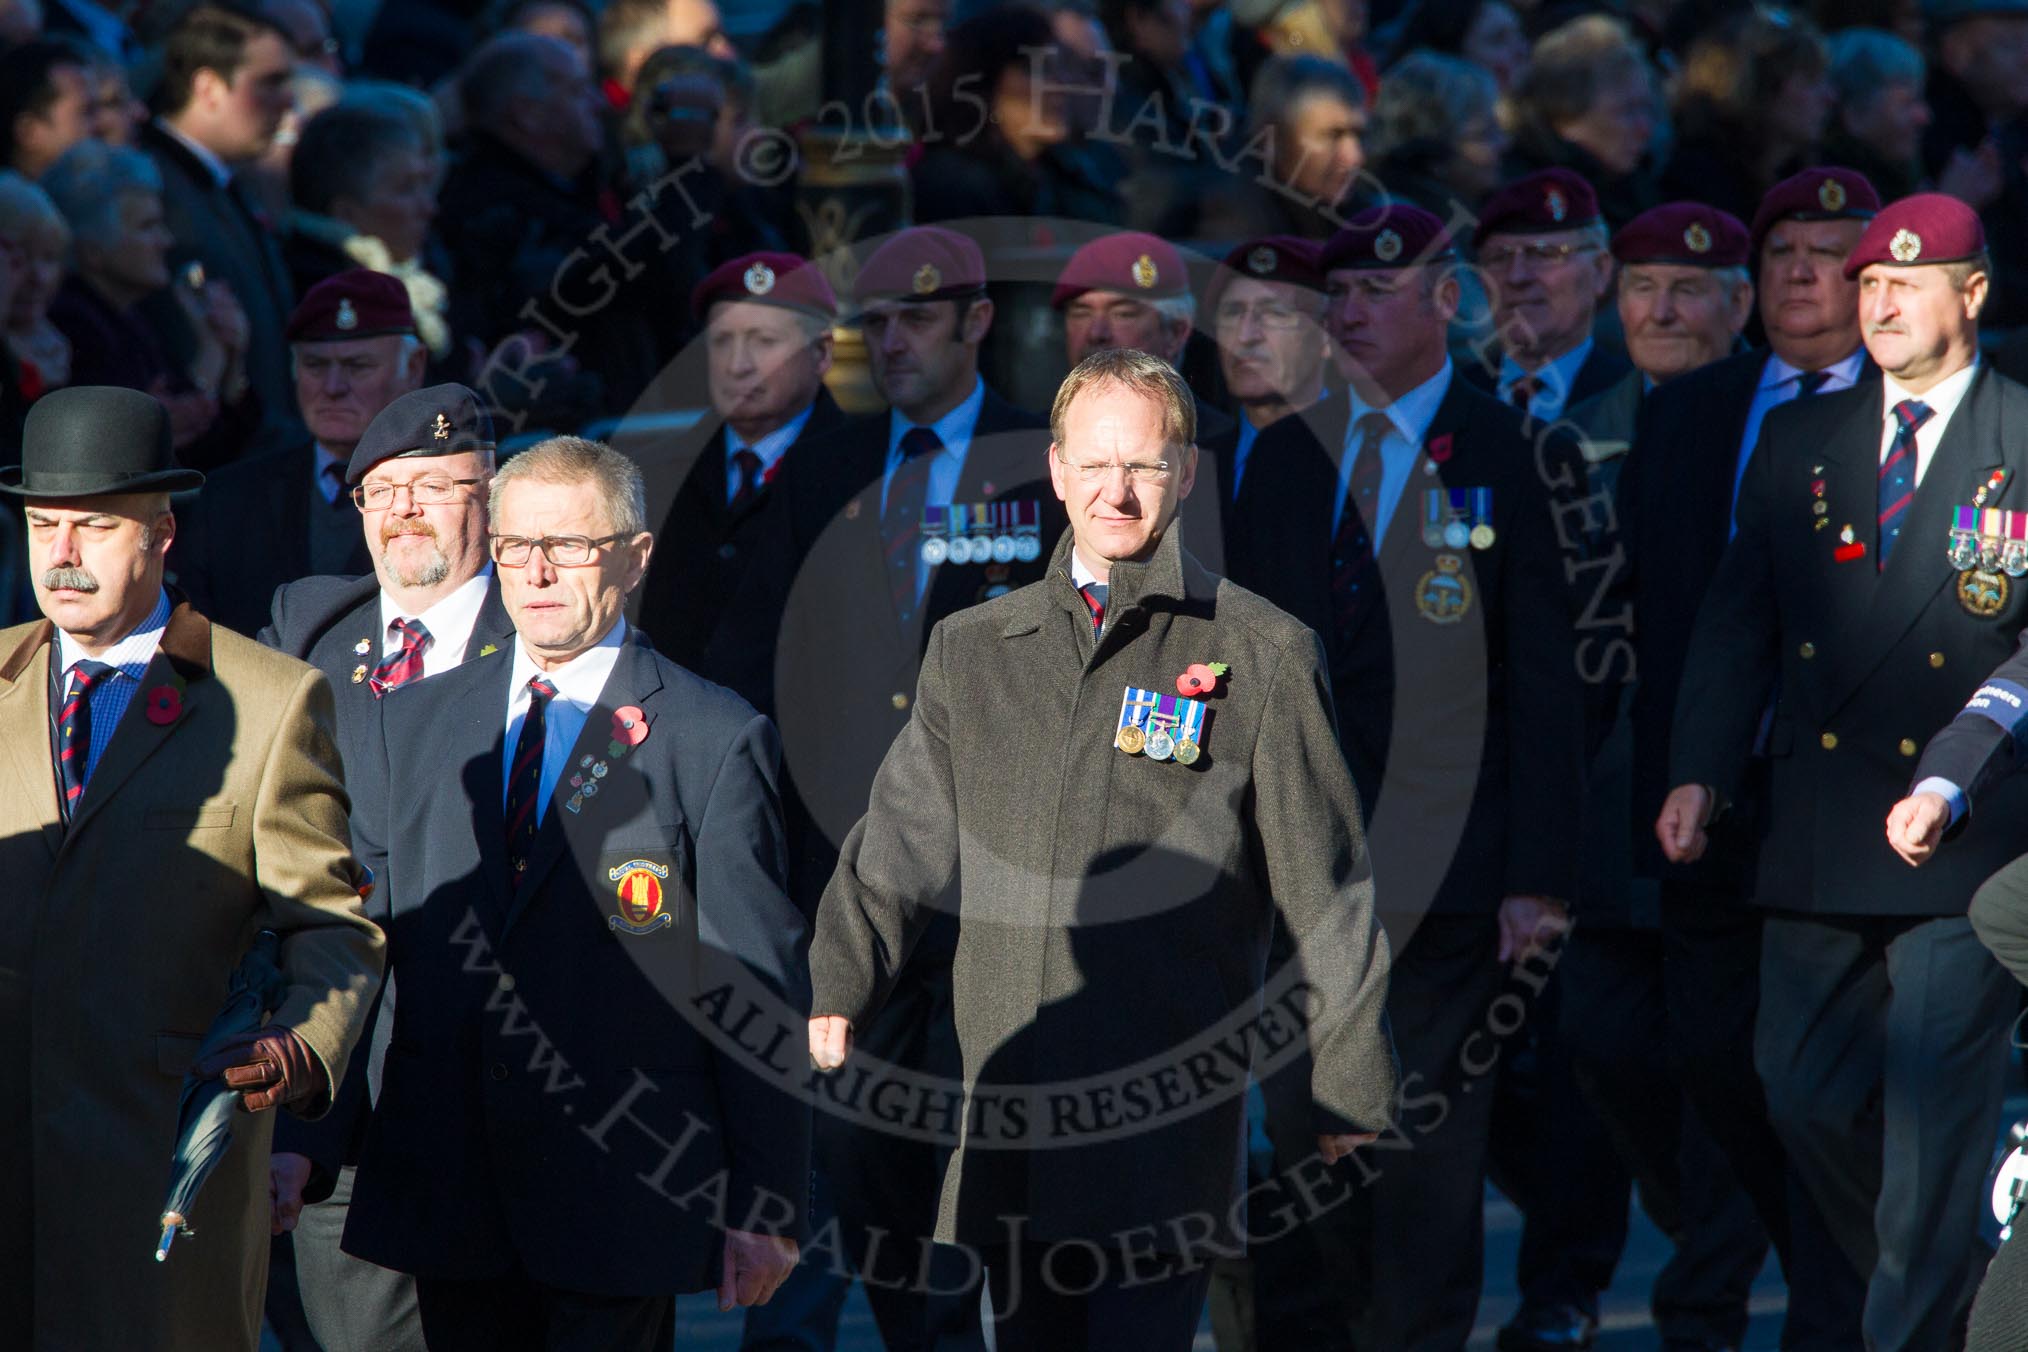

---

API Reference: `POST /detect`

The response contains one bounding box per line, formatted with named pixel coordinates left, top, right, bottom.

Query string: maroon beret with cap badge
left=1749, top=167, right=1879, bottom=255
left=285, top=269, right=417, bottom=343
left=854, top=226, right=988, bottom=306
left=1611, top=202, right=1751, bottom=267
left=1842, top=193, right=1988, bottom=279
left=691, top=251, right=838, bottom=320
left=1201, top=235, right=1325, bottom=317
left=1320, top=204, right=1457, bottom=272
left=1475, top=168, right=1601, bottom=242
left=1051, top=232, right=1188, bottom=309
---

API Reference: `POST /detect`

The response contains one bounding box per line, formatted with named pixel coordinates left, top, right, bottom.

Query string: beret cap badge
left=743, top=261, right=776, bottom=295
left=1890, top=228, right=1922, bottom=263
left=1546, top=187, right=1566, bottom=222
left=335, top=298, right=357, bottom=330
left=912, top=262, right=941, bottom=295
left=1818, top=178, right=1846, bottom=211
left=1374, top=229, right=1404, bottom=262
left=1131, top=253, right=1159, bottom=288
left=1246, top=245, right=1276, bottom=274
left=432, top=412, right=451, bottom=441
left=1684, top=222, right=1712, bottom=254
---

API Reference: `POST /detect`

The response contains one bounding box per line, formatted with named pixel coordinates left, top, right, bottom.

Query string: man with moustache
left=1232, top=203, right=1586, bottom=1350
left=1055, top=230, right=1236, bottom=443
left=260, top=383, right=510, bottom=1352
left=0, top=386, right=383, bottom=1350
left=807, top=347, right=1396, bottom=1351
left=1459, top=169, right=1629, bottom=422
left=172, top=269, right=427, bottom=635
left=343, top=436, right=808, bottom=1349
left=1661, top=193, right=2028, bottom=1351
left=631, top=251, right=842, bottom=704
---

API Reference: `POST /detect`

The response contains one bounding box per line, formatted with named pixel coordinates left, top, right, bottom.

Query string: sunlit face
left=1326, top=264, right=1458, bottom=399
left=24, top=494, right=172, bottom=648
left=1859, top=262, right=1986, bottom=386
left=863, top=296, right=985, bottom=419
left=705, top=299, right=831, bottom=432
left=1213, top=275, right=1330, bottom=405
left=213, top=31, right=295, bottom=159
left=1048, top=381, right=1197, bottom=567
left=295, top=335, right=425, bottom=451
left=666, top=0, right=735, bottom=59
left=1278, top=93, right=1366, bottom=209
left=1759, top=217, right=1864, bottom=350
left=360, top=450, right=492, bottom=592
left=494, top=476, right=652, bottom=667
left=1063, top=288, right=1186, bottom=366
left=1618, top=262, right=1750, bottom=381
left=1480, top=229, right=1612, bottom=360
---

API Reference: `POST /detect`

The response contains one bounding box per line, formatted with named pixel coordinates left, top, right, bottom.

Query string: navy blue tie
left=1877, top=399, right=1931, bottom=569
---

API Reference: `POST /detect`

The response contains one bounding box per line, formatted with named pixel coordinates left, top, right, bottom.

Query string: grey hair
left=490, top=435, right=647, bottom=537
left=1826, top=28, right=1924, bottom=112
left=0, top=170, right=67, bottom=251
left=1151, top=293, right=1197, bottom=331
left=40, top=140, right=161, bottom=253
left=288, top=334, right=428, bottom=369
left=1369, top=50, right=1499, bottom=158
left=1051, top=347, right=1197, bottom=451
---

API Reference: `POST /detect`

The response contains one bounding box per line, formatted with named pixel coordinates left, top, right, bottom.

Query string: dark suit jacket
left=1673, top=362, right=2028, bottom=916
left=629, top=389, right=844, bottom=703
left=1455, top=338, right=1631, bottom=417
left=1230, top=377, right=1587, bottom=915
left=341, top=632, right=810, bottom=1293
left=262, top=572, right=514, bottom=1188
left=138, top=120, right=296, bottom=447
left=170, top=445, right=371, bottom=637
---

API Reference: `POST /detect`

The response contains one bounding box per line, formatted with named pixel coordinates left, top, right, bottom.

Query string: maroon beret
left=1842, top=192, right=1988, bottom=278
left=1611, top=202, right=1751, bottom=267
left=854, top=226, right=986, bottom=306
left=1051, top=232, right=1188, bottom=309
left=1201, top=236, right=1324, bottom=317
left=692, top=251, right=837, bottom=321
left=1320, top=204, right=1457, bottom=272
left=1475, top=168, right=1600, bottom=242
left=1748, top=167, right=1879, bottom=256
left=285, top=269, right=416, bottom=343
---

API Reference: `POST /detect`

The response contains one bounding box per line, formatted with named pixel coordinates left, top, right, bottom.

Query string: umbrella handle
left=155, top=1212, right=189, bottom=1263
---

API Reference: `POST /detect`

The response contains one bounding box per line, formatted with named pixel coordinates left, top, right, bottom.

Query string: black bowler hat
left=0, top=386, right=204, bottom=497
left=346, top=383, right=495, bottom=485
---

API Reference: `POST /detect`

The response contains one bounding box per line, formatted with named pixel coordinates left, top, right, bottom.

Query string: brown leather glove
left=192, top=1027, right=327, bottom=1113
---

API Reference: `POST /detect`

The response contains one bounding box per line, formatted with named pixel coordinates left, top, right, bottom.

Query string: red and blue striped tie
left=1878, top=399, right=1931, bottom=570
left=504, top=675, right=557, bottom=888
left=56, top=659, right=112, bottom=820
left=368, top=618, right=431, bottom=698
left=883, top=426, right=942, bottom=626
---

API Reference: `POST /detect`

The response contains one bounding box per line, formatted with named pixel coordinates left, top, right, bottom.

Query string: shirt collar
left=1501, top=336, right=1593, bottom=399
left=313, top=443, right=349, bottom=503
left=888, top=376, right=986, bottom=458
left=508, top=616, right=628, bottom=709
left=727, top=401, right=818, bottom=475
left=1883, top=357, right=1980, bottom=428
left=153, top=117, right=232, bottom=187
left=56, top=588, right=171, bottom=680
left=1070, top=547, right=1103, bottom=590
left=379, top=567, right=494, bottom=652
left=1350, top=357, right=1454, bottom=449
left=1761, top=347, right=1866, bottom=392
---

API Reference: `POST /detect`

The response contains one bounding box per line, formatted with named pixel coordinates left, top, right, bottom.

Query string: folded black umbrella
left=154, top=929, right=288, bottom=1262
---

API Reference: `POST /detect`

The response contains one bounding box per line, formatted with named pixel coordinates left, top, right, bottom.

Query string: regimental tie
left=1079, top=582, right=1108, bottom=636
left=1795, top=370, right=1830, bottom=398
left=728, top=448, right=763, bottom=514
left=504, top=675, right=557, bottom=887
left=321, top=461, right=349, bottom=513
left=1878, top=399, right=1932, bottom=570
left=1330, top=413, right=1391, bottom=640
left=55, top=659, right=112, bottom=821
left=369, top=617, right=431, bottom=698
left=1507, top=375, right=1542, bottom=413
left=882, top=426, right=942, bottom=626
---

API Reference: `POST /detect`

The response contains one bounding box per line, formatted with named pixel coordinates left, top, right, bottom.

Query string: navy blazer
left=262, top=572, right=514, bottom=1185
left=339, top=633, right=810, bottom=1294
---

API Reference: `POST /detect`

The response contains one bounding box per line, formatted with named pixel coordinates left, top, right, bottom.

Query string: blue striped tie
left=57, top=659, right=113, bottom=819
left=1877, top=399, right=1931, bottom=569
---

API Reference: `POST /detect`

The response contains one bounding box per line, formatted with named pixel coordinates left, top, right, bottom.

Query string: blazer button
left=1900, top=738, right=1918, bottom=757
left=1930, top=652, right=1946, bottom=668
left=891, top=692, right=910, bottom=711
left=1798, top=641, right=1816, bottom=659
left=1820, top=732, right=1839, bottom=750
left=489, top=1063, right=509, bottom=1082
left=496, top=973, right=516, bottom=993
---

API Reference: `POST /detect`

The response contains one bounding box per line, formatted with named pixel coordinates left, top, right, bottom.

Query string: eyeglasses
left=352, top=477, right=487, bottom=510
left=1055, top=449, right=1173, bottom=483
left=1215, top=301, right=1311, bottom=330
left=1476, top=242, right=1597, bottom=272
left=489, top=533, right=629, bottom=567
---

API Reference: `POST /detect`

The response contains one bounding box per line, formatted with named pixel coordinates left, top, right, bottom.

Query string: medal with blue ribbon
left=1116, top=687, right=1209, bottom=763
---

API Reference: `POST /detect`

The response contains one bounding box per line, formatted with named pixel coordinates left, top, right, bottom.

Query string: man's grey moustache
left=41, top=567, right=97, bottom=592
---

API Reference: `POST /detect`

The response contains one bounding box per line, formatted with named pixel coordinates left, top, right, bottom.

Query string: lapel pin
left=1177, top=662, right=1227, bottom=697
left=611, top=706, right=650, bottom=747
left=143, top=684, right=182, bottom=726
left=351, top=665, right=368, bottom=683
left=353, top=637, right=371, bottom=656
left=478, top=643, right=499, bottom=658
left=566, top=793, right=583, bottom=814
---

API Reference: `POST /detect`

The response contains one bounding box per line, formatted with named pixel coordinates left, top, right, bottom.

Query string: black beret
left=346, top=383, right=495, bottom=484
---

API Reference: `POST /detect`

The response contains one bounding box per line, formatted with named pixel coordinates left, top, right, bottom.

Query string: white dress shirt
left=881, top=376, right=988, bottom=604
left=1881, top=358, right=1980, bottom=488
left=502, top=618, right=628, bottom=826
left=1732, top=348, right=1867, bottom=520
left=727, top=403, right=816, bottom=503
left=1497, top=337, right=1593, bottom=423
left=378, top=567, right=495, bottom=679
left=1333, top=359, right=1455, bottom=544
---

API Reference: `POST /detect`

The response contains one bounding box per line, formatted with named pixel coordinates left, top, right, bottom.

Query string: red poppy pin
left=1426, top=434, right=1454, bottom=465
left=144, top=684, right=182, bottom=725
left=1177, top=662, right=1228, bottom=697
left=611, top=705, right=650, bottom=747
